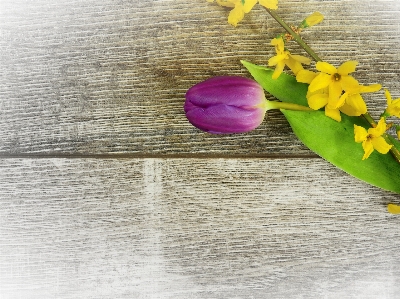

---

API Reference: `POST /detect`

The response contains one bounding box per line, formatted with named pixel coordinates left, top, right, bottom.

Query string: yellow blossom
left=300, top=61, right=360, bottom=121
left=384, top=89, right=400, bottom=118
left=297, top=70, right=328, bottom=111
left=388, top=203, right=400, bottom=214
left=300, top=12, right=324, bottom=29
left=258, top=0, right=278, bottom=10
left=268, top=37, right=311, bottom=79
left=296, top=69, right=341, bottom=121
left=207, top=0, right=277, bottom=26
left=297, top=68, right=381, bottom=121
left=309, top=61, right=359, bottom=102
left=354, top=117, right=392, bottom=160
left=338, top=84, right=381, bottom=116
left=207, top=0, right=255, bottom=26
left=296, top=69, right=317, bottom=84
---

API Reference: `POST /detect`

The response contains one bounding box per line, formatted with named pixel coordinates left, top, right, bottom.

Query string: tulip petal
left=185, top=76, right=266, bottom=108
left=185, top=104, right=265, bottom=134
left=184, top=76, right=267, bottom=134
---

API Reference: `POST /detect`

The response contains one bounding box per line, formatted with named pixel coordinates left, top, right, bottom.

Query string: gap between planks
left=0, top=153, right=320, bottom=159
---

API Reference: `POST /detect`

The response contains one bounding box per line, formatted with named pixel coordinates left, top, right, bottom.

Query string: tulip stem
left=266, top=8, right=400, bottom=164
left=265, top=100, right=313, bottom=112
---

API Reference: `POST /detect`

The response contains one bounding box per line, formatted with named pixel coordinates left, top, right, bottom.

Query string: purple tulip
left=184, top=76, right=267, bottom=134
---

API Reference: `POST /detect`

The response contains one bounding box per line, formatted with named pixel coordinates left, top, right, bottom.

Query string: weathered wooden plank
left=0, top=0, right=399, bottom=154
left=1, top=158, right=399, bottom=298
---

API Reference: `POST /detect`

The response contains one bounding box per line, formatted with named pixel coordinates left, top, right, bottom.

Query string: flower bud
left=184, top=76, right=267, bottom=134
left=300, top=11, right=324, bottom=29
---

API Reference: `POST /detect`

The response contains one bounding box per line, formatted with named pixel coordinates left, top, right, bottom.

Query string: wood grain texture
left=2, top=1, right=400, bottom=298
left=1, top=0, right=399, bottom=154
left=0, top=158, right=399, bottom=299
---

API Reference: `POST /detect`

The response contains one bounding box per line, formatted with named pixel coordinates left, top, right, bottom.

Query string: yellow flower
left=338, top=84, right=381, bottom=116
left=301, top=61, right=360, bottom=121
left=296, top=70, right=328, bottom=111
left=354, top=117, right=392, bottom=160
left=300, top=12, right=324, bottom=29
left=268, top=37, right=311, bottom=79
left=208, top=0, right=277, bottom=26
left=296, top=69, right=317, bottom=84
left=208, top=0, right=257, bottom=27
left=309, top=61, right=360, bottom=102
left=258, top=0, right=278, bottom=10
left=297, top=68, right=380, bottom=121
left=384, top=89, right=400, bottom=118
left=388, top=203, right=400, bottom=214
left=296, top=69, right=341, bottom=121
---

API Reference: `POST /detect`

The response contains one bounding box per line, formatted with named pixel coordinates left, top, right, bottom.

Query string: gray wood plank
left=1, top=0, right=399, bottom=154
left=1, top=158, right=399, bottom=298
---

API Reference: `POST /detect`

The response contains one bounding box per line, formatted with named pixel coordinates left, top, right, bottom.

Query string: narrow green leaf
left=242, top=60, right=400, bottom=194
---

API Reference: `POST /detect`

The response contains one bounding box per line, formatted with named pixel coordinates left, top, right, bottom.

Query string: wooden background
left=1, top=0, right=400, bottom=298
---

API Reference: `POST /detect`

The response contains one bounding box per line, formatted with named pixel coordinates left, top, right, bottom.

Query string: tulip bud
left=184, top=76, right=267, bottom=134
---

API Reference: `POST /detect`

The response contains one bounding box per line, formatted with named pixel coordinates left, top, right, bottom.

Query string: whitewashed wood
left=1, top=158, right=399, bottom=299
left=0, top=0, right=399, bottom=154
left=1, top=1, right=400, bottom=297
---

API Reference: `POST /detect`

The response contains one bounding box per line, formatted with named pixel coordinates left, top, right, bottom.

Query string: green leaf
left=242, top=60, right=400, bottom=194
